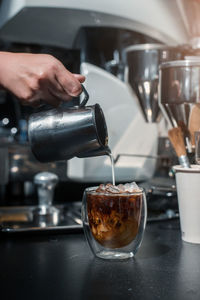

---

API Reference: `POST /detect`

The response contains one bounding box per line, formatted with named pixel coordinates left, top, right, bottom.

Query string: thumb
left=73, top=74, right=86, bottom=83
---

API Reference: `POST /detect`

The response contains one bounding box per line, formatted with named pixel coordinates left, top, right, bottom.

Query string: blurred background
left=0, top=0, right=200, bottom=231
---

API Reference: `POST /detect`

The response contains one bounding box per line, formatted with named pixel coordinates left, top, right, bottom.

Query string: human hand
left=0, top=52, right=85, bottom=107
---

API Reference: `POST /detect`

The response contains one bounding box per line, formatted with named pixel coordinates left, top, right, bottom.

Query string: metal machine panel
left=0, top=0, right=188, bottom=48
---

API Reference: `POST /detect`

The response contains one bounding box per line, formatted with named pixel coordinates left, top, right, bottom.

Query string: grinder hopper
left=159, top=59, right=200, bottom=148
left=123, top=44, right=183, bottom=123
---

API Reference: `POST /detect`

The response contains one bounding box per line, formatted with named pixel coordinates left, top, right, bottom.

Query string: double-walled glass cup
left=82, top=187, right=147, bottom=260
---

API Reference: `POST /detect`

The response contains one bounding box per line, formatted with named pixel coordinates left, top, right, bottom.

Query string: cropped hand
left=0, top=52, right=85, bottom=107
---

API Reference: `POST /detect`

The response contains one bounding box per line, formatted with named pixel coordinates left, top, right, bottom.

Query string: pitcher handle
left=79, top=84, right=89, bottom=107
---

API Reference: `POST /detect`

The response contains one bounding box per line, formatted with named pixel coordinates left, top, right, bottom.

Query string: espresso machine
left=0, top=0, right=193, bottom=231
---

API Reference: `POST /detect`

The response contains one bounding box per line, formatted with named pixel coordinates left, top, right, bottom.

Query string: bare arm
left=0, top=51, right=85, bottom=107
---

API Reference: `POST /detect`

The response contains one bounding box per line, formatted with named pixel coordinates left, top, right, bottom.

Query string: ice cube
left=105, top=183, right=121, bottom=194
left=96, top=182, right=140, bottom=194
left=124, top=182, right=140, bottom=193
left=96, top=184, right=106, bottom=193
left=117, top=184, right=126, bottom=193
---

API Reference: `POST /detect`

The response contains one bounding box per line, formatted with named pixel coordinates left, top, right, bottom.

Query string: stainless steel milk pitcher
left=28, top=85, right=108, bottom=163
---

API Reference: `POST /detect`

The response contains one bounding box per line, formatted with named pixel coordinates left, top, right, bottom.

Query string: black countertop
left=0, top=219, right=200, bottom=300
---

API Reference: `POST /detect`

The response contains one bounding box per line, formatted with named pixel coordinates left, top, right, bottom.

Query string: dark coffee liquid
left=87, top=191, right=142, bottom=248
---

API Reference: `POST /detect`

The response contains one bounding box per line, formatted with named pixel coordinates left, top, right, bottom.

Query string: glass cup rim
left=84, top=186, right=144, bottom=196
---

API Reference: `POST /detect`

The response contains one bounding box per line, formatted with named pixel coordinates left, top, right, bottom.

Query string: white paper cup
left=173, top=165, right=200, bottom=244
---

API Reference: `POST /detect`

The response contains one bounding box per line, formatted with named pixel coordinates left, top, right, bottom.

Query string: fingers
left=48, top=72, right=85, bottom=104
left=49, top=86, right=73, bottom=102
left=19, top=93, right=60, bottom=108
left=18, top=79, right=62, bottom=108
left=18, top=71, right=84, bottom=107
left=46, top=73, right=73, bottom=102
left=45, top=89, right=62, bottom=107
left=37, top=78, right=62, bottom=107
left=9, top=53, right=86, bottom=107
left=73, top=74, right=86, bottom=83
left=53, top=72, right=86, bottom=100
left=55, top=64, right=84, bottom=97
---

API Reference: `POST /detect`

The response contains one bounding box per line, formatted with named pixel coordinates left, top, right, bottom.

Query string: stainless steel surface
left=124, top=44, right=172, bottom=52
left=28, top=87, right=108, bottom=163
left=178, top=155, right=190, bottom=168
left=159, top=59, right=200, bottom=129
left=161, top=60, right=200, bottom=68
left=0, top=203, right=83, bottom=233
left=123, top=44, right=183, bottom=123
left=1, top=224, right=82, bottom=233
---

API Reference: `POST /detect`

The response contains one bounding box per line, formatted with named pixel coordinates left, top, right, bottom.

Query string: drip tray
left=0, top=202, right=83, bottom=234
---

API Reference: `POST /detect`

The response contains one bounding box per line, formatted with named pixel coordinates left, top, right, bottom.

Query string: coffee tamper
left=33, top=172, right=59, bottom=226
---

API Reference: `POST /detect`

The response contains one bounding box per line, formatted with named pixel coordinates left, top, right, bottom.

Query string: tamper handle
left=34, top=172, right=58, bottom=210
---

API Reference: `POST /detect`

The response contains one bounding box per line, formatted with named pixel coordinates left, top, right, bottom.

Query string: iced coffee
left=87, top=182, right=143, bottom=249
